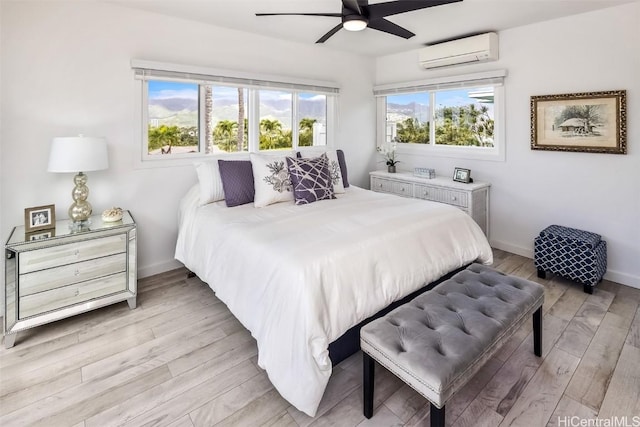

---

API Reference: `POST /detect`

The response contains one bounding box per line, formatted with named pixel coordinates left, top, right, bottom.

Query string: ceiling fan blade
left=342, top=0, right=362, bottom=14
left=316, top=23, right=344, bottom=43
left=367, top=0, right=462, bottom=20
left=367, top=18, right=415, bottom=39
left=256, top=13, right=342, bottom=17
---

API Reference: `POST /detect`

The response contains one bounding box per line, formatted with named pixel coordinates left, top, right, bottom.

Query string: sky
left=388, top=87, right=494, bottom=107
left=149, top=81, right=325, bottom=103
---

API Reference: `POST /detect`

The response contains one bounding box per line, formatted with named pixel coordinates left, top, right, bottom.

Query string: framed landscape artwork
left=530, top=90, right=626, bottom=154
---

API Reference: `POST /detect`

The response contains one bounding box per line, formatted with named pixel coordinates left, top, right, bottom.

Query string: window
left=298, top=93, right=327, bottom=147
left=147, top=81, right=200, bottom=155
left=133, top=60, right=338, bottom=165
left=259, top=90, right=292, bottom=150
left=209, top=86, right=248, bottom=153
left=375, top=70, right=506, bottom=161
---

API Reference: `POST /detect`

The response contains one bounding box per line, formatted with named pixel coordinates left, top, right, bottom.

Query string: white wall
left=376, top=3, right=640, bottom=287
left=0, top=0, right=377, bottom=294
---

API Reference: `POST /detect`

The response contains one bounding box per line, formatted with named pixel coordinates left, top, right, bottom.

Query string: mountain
left=387, top=102, right=429, bottom=123
left=150, top=98, right=196, bottom=112
left=148, top=96, right=327, bottom=128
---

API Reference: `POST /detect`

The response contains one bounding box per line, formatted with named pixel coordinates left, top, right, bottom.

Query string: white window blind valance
left=132, top=59, right=340, bottom=95
left=373, top=69, right=507, bottom=97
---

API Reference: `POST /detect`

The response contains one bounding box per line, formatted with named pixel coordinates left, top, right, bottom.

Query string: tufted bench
left=360, top=264, right=544, bottom=427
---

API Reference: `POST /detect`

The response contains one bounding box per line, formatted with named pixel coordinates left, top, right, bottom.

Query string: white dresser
left=370, top=171, right=490, bottom=237
left=4, top=211, right=137, bottom=348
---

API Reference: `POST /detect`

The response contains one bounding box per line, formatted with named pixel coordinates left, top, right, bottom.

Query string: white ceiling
left=107, top=0, right=636, bottom=57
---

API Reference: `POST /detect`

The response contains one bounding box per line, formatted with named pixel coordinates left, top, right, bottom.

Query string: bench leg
left=583, top=283, right=593, bottom=294
left=537, top=268, right=546, bottom=279
left=430, top=403, right=445, bottom=427
left=363, top=352, right=375, bottom=418
left=533, top=306, right=543, bottom=357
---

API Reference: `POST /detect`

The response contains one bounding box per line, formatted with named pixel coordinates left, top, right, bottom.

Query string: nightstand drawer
left=415, top=185, right=468, bottom=208
left=371, top=177, right=393, bottom=193
left=19, top=272, right=127, bottom=319
left=19, top=235, right=126, bottom=274
left=20, top=253, right=127, bottom=296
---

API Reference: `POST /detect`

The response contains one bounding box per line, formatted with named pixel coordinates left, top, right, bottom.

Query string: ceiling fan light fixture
left=342, top=15, right=368, bottom=31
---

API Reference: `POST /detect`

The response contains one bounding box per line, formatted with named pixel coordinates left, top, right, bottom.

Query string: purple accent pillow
left=286, top=154, right=336, bottom=205
left=336, top=149, right=349, bottom=188
left=218, top=160, right=255, bottom=207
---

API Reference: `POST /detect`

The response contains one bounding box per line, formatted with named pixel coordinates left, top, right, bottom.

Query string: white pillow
left=299, top=149, right=345, bottom=194
left=194, top=151, right=293, bottom=206
left=251, top=152, right=296, bottom=208
left=194, top=153, right=249, bottom=206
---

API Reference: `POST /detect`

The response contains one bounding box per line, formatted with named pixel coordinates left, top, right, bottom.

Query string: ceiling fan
left=256, top=0, right=462, bottom=43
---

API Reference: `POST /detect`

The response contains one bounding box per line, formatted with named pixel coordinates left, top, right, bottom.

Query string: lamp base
left=69, top=172, right=93, bottom=223
left=69, top=219, right=92, bottom=232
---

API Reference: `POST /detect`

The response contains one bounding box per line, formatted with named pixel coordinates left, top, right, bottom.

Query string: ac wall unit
left=419, top=32, right=499, bottom=69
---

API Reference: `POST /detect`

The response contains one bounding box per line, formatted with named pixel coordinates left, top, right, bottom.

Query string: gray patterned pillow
left=218, top=160, right=254, bottom=207
left=286, top=154, right=336, bottom=205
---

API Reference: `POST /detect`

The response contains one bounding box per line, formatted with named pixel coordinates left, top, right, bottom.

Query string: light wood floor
left=1, top=249, right=639, bottom=426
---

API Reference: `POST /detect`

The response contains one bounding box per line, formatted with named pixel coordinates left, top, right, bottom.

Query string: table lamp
left=47, top=136, right=109, bottom=228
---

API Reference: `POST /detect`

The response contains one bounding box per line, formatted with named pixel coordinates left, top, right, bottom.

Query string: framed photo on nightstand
left=24, top=204, right=56, bottom=233
left=453, top=167, right=471, bottom=183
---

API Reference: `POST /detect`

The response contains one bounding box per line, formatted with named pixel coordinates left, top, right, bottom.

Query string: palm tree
left=205, top=86, right=213, bottom=153
left=260, top=119, right=283, bottom=150
left=214, top=120, right=238, bottom=152
left=237, top=88, right=245, bottom=151
left=299, top=118, right=316, bottom=147
left=148, top=124, right=180, bottom=153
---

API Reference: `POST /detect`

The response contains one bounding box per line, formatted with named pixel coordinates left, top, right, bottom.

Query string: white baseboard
left=138, top=259, right=184, bottom=279
left=489, top=239, right=640, bottom=290
left=604, top=270, right=640, bottom=289
left=490, top=239, right=533, bottom=259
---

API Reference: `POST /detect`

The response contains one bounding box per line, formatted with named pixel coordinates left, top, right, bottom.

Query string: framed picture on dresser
left=24, top=204, right=55, bottom=233
left=453, top=167, right=471, bottom=183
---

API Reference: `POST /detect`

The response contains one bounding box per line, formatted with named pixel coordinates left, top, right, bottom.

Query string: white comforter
left=175, top=185, right=492, bottom=416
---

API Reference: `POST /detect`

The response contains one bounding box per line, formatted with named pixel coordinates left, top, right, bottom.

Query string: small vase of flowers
left=377, top=142, right=399, bottom=173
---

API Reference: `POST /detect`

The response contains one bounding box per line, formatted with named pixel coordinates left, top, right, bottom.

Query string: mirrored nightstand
left=4, top=211, right=137, bottom=348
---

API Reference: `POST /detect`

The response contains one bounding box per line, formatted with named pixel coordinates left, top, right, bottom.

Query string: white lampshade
left=48, top=136, right=109, bottom=173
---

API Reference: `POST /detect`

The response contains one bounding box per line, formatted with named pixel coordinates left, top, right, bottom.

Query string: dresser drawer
left=19, top=272, right=127, bottom=319
left=19, top=253, right=127, bottom=296
left=19, top=235, right=126, bottom=274
left=415, top=185, right=468, bottom=208
left=391, top=181, right=412, bottom=197
left=371, top=177, right=393, bottom=193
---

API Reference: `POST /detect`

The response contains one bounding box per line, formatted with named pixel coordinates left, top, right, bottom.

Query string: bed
left=175, top=181, right=492, bottom=416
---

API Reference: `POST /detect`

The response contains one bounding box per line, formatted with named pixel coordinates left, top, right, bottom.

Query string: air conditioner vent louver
left=419, top=32, right=499, bottom=69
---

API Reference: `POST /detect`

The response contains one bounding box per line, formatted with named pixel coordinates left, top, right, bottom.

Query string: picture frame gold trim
left=530, top=90, right=626, bottom=154
left=24, top=204, right=56, bottom=233
left=26, top=229, right=56, bottom=241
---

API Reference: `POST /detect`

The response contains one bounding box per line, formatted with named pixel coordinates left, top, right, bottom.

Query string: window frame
left=375, top=70, right=507, bottom=162
left=133, top=60, right=339, bottom=169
